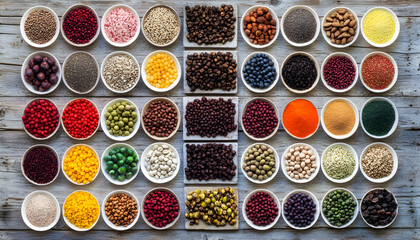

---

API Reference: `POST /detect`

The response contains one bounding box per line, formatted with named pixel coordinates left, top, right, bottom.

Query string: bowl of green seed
left=321, top=188, right=358, bottom=228
left=101, top=143, right=139, bottom=185
left=360, top=97, right=398, bottom=139
left=321, top=143, right=358, bottom=183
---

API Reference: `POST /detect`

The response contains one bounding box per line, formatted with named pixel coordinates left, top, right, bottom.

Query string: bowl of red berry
left=22, top=98, right=60, bottom=140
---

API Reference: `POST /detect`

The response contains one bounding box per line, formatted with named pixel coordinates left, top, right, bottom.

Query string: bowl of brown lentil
left=62, top=51, right=99, bottom=94
left=360, top=142, right=398, bottom=183
left=101, top=190, right=140, bottom=231
left=281, top=143, right=320, bottom=184
left=21, top=190, right=60, bottom=231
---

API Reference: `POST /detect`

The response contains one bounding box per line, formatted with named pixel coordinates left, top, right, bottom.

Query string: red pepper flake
left=22, top=99, right=59, bottom=139
left=62, top=99, right=99, bottom=139
left=361, top=55, right=395, bottom=90
left=63, top=7, right=98, bottom=44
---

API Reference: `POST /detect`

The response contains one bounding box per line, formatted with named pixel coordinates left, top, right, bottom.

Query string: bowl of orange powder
left=281, top=99, right=319, bottom=139
left=321, top=98, right=359, bottom=139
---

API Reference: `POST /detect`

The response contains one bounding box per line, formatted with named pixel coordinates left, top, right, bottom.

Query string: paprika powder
left=282, top=99, right=319, bottom=139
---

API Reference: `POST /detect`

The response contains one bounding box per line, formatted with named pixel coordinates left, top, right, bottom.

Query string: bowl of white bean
left=281, top=143, right=320, bottom=183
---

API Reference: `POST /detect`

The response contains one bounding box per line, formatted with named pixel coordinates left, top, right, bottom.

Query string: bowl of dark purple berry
left=282, top=189, right=320, bottom=230
left=360, top=188, right=398, bottom=228
left=321, top=52, right=358, bottom=93
left=242, top=189, right=280, bottom=230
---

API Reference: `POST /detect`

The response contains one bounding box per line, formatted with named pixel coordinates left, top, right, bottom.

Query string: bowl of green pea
left=101, top=143, right=140, bottom=185
left=321, top=188, right=359, bottom=228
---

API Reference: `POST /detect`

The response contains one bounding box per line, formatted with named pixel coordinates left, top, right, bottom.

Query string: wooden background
left=0, top=0, right=419, bottom=239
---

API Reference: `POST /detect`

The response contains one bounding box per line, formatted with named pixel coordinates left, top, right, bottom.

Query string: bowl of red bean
left=282, top=189, right=320, bottom=230
left=22, top=98, right=60, bottom=140
left=321, top=52, right=358, bottom=93
left=281, top=143, right=320, bottom=184
left=242, top=189, right=281, bottom=230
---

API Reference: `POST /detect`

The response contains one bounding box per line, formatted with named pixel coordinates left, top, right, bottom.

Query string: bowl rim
left=21, top=144, right=60, bottom=186
left=20, top=6, right=60, bottom=48
left=281, top=189, right=320, bottom=230
left=240, top=52, right=280, bottom=93
left=101, top=4, right=141, bottom=47
left=242, top=189, right=281, bottom=230
left=320, top=188, right=359, bottom=228
left=21, top=190, right=61, bottom=231
left=360, top=97, right=399, bottom=139
left=61, top=4, right=101, bottom=47
left=62, top=144, right=100, bottom=185
left=359, top=51, right=398, bottom=93
left=359, top=142, right=398, bottom=183
left=101, top=190, right=140, bottom=230
left=140, top=142, right=180, bottom=184
left=361, top=7, right=400, bottom=48
left=280, top=143, right=320, bottom=183
left=63, top=190, right=100, bottom=231
left=359, top=188, right=399, bottom=228
left=320, top=52, right=359, bottom=93
left=321, top=142, right=359, bottom=183
left=280, top=5, right=321, bottom=47
left=22, top=98, right=60, bottom=140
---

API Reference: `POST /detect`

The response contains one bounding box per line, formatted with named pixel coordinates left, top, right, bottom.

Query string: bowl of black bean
left=241, top=52, right=279, bottom=93
left=282, top=189, right=320, bottom=230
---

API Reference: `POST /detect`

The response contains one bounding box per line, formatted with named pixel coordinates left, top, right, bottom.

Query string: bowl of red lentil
left=360, top=142, right=398, bottom=183
left=63, top=190, right=100, bottom=231
left=22, top=98, right=60, bottom=140
left=62, top=144, right=100, bottom=185
left=21, top=190, right=60, bottom=231
left=321, top=52, right=358, bottom=93
left=101, top=190, right=140, bottom=231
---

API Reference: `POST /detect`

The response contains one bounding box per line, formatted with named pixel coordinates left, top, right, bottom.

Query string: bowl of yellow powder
left=361, top=7, right=399, bottom=47
left=321, top=98, right=359, bottom=139
left=63, top=190, right=100, bottom=231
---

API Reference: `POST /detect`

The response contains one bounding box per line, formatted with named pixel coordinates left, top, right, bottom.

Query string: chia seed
left=63, top=52, right=98, bottom=94
left=283, top=8, right=316, bottom=43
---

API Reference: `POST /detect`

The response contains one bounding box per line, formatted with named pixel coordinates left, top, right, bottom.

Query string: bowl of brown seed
left=360, top=142, right=398, bottom=183
left=321, top=7, right=360, bottom=48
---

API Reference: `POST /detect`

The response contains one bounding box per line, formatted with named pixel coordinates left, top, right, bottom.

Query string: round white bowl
left=321, top=142, right=359, bottom=183
left=140, top=142, right=180, bottom=184
left=321, top=7, right=360, bottom=48
left=62, top=144, right=100, bottom=185
left=101, top=51, right=140, bottom=94
left=360, top=51, right=398, bottom=93
left=321, top=52, right=359, bottom=93
left=101, top=98, right=141, bottom=141
left=141, top=5, right=181, bottom=47
left=282, top=189, right=320, bottom=230
left=281, top=98, right=320, bottom=140
left=240, top=5, right=280, bottom=49
left=320, top=188, right=359, bottom=228
left=241, top=143, right=279, bottom=184
left=141, top=188, right=181, bottom=230
left=101, top=143, right=140, bottom=185
left=61, top=4, right=100, bottom=47
left=280, top=51, right=320, bottom=94
left=101, top=4, right=140, bottom=47
left=360, top=97, right=398, bottom=139
left=240, top=52, right=280, bottom=93
left=101, top=190, right=140, bottom=230
left=21, top=190, right=60, bottom=231
left=20, top=6, right=60, bottom=48
left=360, top=142, right=398, bottom=183
left=21, top=144, right=60, bottom=186
left=281, top=5, right=320, bottom=47
left=141, top=50, right=181, bottom=92
left=61, top=98, right=100, bottom=140
left=242, top=189, right=281, bottom=230
left=361, top=7, right=400, bottom=48
left=21, top=51, right=62, bottom=95
left=321, top=98, right=359, bottom=139
left=22, top=98, right=60, bottom=140
left=62, top=51, right=99, bottom=94
left=63, top=190, right=100, bottom=231
left=241, top=98, right=279, bottom=141
left=281, top=143, right=320, bottom=183
left=360, top=188, right=398, bottom=228
left=141, top=97, right=181, bottom=141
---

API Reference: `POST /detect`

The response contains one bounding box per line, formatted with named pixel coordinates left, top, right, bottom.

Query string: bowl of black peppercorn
left=360, top=188, right=398, bottom=228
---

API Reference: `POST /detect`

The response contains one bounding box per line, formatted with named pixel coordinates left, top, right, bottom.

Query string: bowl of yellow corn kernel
left=62, top=144, right=100, bottom=185
left=361, top=7, right=400, bottom=48
left=141, top=50, right=181, bottom=92
left=63, top=190, right=100, bottom=231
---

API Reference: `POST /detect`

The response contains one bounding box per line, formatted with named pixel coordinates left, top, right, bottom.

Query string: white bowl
left=281, top=5, right=320, bottom=47
left=63, top=190, right=100, bottom=231
left=360, top=142, right=398, bottom=183
left=20, top=6, right=60, bottom=48
left=61, top=98, right=100, bottom=140
left=141, top=188, right=181, bottom=230
left=21, top=144, right=60, bottom=186
left=62, top=51, right=99, bottom=94
left=101, top=190, right=140, bottom=230
left=242, top=189, right=281, bottom=230
left=320, top=188, right=359, bottom=228
left=321, top=98, right=359, bottom=139
left=61, top=4, right=100, bottom=47
left=281, top=143, right=320, bottom=183
left=62, top=144, right=100, bottom=185
left=101, top=98, right=141, bottom=141
left=360, top=51, right=398, bottom=93
left=280, top=52, right=320, bottom=94
left=321, top=7, right=360, bottom=48
left=141, top=50, right=181, bottom=92
left=361, top=7, right=400, bottom=48
left=101, top=4, right=140, bottom=47
left=321, top=52, right=358, bottom=93
left=360, top=97, right=398, bottom=139
left=101, top=143, right=140, bottom=185
left=241, top=143, right=279, bottom=184
left=21, top=190, right=60, bottom=231
left=360, top=188, right=398, bottom=228
left=140, top=142, right=180, bottom=184
left=282, top=189, right=320, bottom=230
left=21, top=51, right=62, bottom=95
left=22, top=98, right=60, bottom=140
left=101, top=51, right=140, bottom=94
left=241, top=98, right=279, bottom=141
left=321, top=143, right=359, bottom=183
left=240, top=52, right=280, bottom=93
left=141, top=5, right=181, bottom=47
left=240, top=5, right=280, bottom=48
